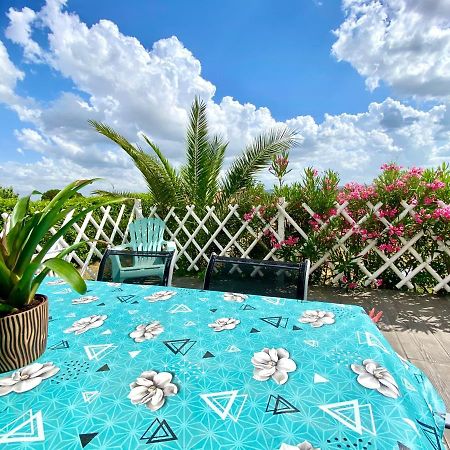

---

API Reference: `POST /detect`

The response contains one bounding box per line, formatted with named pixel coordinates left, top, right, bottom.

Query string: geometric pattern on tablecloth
left=0, top=278, right=445, bottom=449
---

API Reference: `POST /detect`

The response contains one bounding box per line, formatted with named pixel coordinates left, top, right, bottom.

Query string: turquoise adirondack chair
left=109, top=218, right=177, bottom=285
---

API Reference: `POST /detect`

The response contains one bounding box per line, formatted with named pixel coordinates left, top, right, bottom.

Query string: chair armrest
left=162, top=241, right=177, bottom=252
left=111, top=244, right=132, bottom=250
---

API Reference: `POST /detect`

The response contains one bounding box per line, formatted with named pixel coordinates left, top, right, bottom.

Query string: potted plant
left=0, top=179, right=122, bottom=373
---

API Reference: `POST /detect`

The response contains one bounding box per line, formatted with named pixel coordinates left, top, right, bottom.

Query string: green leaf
left=34, top=197, right=126, bottom=265
left=219, top=127, right=299, bottom=209
left=181, top=96, right=211, bottom=207
left=31, top=242, right=88, bottom=295
left=0, top=303, right=15, bottom=314
left=43, top=258, right=86, bottom=295
left=13, top=180, right=104, bottom=275
left=8, top=262, right=40, bottom=306
left=90, top=120, right=183, bottom=206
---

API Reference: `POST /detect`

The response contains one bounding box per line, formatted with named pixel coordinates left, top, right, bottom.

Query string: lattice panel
left=1, top=198, right=449, bottom=292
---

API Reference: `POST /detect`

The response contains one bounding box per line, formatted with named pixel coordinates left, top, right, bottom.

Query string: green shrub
left=0, top=185, right=18, bottom=199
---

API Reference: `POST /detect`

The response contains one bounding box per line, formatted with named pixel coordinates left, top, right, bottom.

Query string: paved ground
left=173, top=276, right=450, bottom=447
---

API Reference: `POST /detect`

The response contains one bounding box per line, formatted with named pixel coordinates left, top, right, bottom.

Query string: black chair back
left=203, top=254, right=310, bottom=300
left=97, top=249, right=174, bottom=286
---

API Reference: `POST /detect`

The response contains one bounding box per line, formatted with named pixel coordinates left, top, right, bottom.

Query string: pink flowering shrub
left=238, top=162, right=450, bottom=293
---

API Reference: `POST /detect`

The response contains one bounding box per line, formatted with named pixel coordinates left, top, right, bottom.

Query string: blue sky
left=0, top=0, right=449, bottom=193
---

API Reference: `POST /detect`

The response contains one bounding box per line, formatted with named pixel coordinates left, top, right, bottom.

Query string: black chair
left=203, top=254, right=310, bottom=300
left=97, top=249, right=174, bottom=286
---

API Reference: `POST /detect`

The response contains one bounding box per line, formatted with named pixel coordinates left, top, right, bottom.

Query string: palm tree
left=89, top=97, right=298, bottom=211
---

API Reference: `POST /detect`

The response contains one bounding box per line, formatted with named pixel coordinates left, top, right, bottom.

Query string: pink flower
left=433, top=204, right=450, bottom=221
left=381, top=163, right=402, bottom=171
left=368, top=307, right=383, bottom=323
left=348, top=282, right=358, bottom=289
left=324, top=178, right=334, bottom=190
left=273, top=242, right=282, bottom=250
left=244, top=212, right=254, bottom=222
left=408, top=167, right=424, bottom=177
left=425, top=180, right=445, bottom=191
left=284, top=236, right=299, bottom=246
left=342, top=276, right=348, bottom=283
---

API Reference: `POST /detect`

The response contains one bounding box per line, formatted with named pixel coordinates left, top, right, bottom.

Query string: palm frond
left=92, top=189, right=141, bottom=199
left=205, top=135, right=227, bottom=205
left=181, top=97, right=212, bottom=207
left=89, top=121, right=179, bottom=205
left=219, top=127, right=299, bottom=209
left=141, top=134, right=185, bottom=205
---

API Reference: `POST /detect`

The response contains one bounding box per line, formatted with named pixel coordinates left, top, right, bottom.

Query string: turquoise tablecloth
left=0, top=279, right=446, bottom=449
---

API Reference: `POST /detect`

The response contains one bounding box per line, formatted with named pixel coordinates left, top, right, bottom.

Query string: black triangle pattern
left=141, top=419, right=177, bottom=444
left=97, top=303, right=106, bottom=306
left=210, top=308, right=217, bottom=313
left=416, top=420, right=442, bottom=450
left=96, top=364, right=110, bottom=372
left=79, top=432, right=99, bottom=448
left=49, top=340, right=69, bottom=350
left=260, top=316, right=288, bottom=328
left=163, top=339, right=197, bottom=355
left=265, top=395, right=299, bottom=415
left=240, top=304, right=256, bottom=310
left=117, top=295, right=136, bottom=303
left=202, top=351, right=214, bottom=358
left=250, top=328, right=260, bottom=333
left=398, top=443, right=411, bottom=450
left=292, top=325, right=302, bottom=331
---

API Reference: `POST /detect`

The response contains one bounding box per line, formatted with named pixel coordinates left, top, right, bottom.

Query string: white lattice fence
left=1, top=198, right=449, bottom=292
left=142, top=199, right=449, bottom=293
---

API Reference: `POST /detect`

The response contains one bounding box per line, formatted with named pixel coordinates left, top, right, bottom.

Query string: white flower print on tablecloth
left=351, top=359, right=400, bottom=399
left=107, top=282, right=122, bottom=288
left=298, top=310, right=335, bottom=328
left=64, top=315, right=107, bottom=334
left=0, top=362, right=59, bottom=396
left=252, top=348, right=296, bottom=385
left=46, top=279, right=66, bottom=286
left=72, top=296, right=99, bottom=305
left=144, top=291, right=177, bottom=302
left=208, top=318, right=240, bottom=332
left=223, top=292, right=247, bottom=303
left=129, top=321, right=164, bottom=342
left=280, top=441, right=319, bottom=450
left=128, top=371, right=178, bottom=411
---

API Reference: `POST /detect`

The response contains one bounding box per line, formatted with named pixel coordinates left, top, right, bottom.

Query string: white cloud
left=5, top=6, right=42, bottom=61
left=0, top=40, right=24, bottom=104
left=1, top=0, right=450, bottom=194
left=333, top=0, right=450, bottom=98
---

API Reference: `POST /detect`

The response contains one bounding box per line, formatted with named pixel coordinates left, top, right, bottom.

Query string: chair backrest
left=97, top=249, right=174, bottom=286
left=203, top=254, right=310, bottom=300
left=129, top=218, right=165, bottom=252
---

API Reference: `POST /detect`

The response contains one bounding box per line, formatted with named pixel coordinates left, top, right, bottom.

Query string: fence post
left=134, top=199, right=143, bottom=218
left=277, top=197, right=286, bottom=260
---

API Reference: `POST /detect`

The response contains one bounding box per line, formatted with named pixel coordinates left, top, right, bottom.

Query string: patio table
left=0, top=279, right=446, bottom=449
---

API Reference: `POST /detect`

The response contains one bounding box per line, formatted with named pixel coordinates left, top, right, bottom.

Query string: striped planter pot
left=0, top=295, right=48, bottom=373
